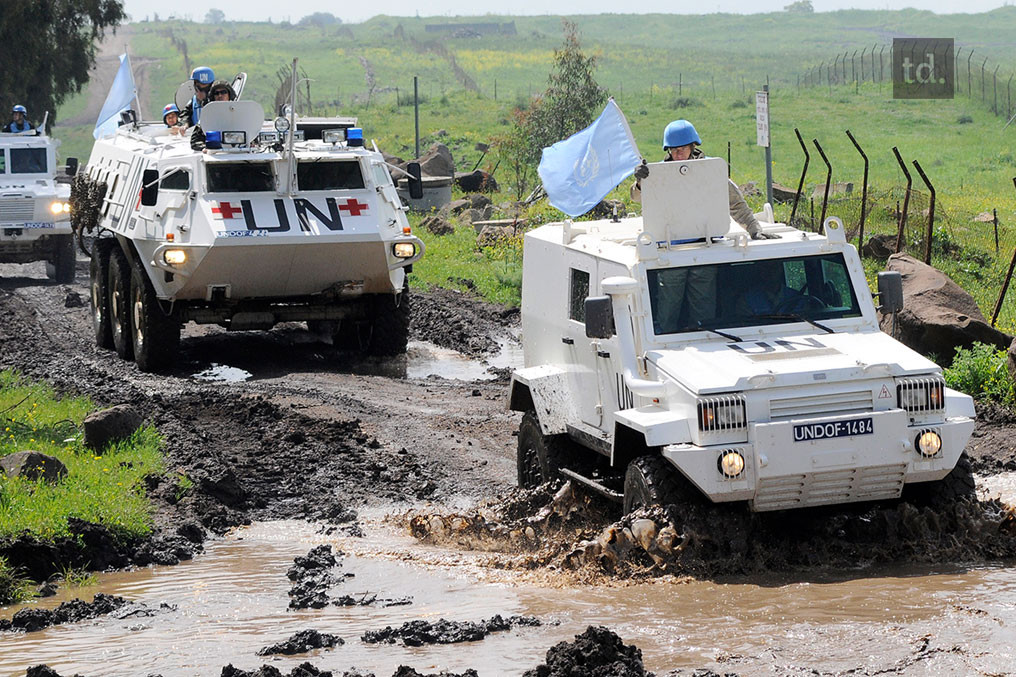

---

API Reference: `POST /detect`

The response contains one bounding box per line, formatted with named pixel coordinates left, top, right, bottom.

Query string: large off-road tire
left=516, top=410, right=582, bottom=488
left=130, top=257, right=181, bottom=372
left=90, top=240, right=114, bottom=349
left=50, top=234, right=76, bottom=283
left=903, top=452, right=977, bottom=506
left=108, top=248, right=134, bottom=360
left=623, top=454, right=687, bottom=514
left=365, top=282, right=411, bottom=356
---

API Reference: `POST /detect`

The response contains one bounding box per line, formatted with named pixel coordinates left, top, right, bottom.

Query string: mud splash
left=405, top=481, right=1016, bottom=579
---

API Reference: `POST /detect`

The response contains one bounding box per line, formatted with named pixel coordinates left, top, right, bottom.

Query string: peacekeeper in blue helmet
left=180, top=66, right=215, bottom=127
left=631, top=119, right=775, bottom=240
left=162, top=103, right=185, bottom=136
left=4, top=105, right=35, bottom=133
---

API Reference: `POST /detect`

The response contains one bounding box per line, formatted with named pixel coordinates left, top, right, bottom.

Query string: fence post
left=981, top=56, right=988, bottom=101
left=954, top=46, right=962, bottom=96
left=813, top=138, right=832, bottom=229
left=851, top=49, right=858, bottom=82
left=994, top=65, right=1000, bottom=114
left=879, top=45, right=886, bottom=83
left=892, top=147, right=913, bottom=254
left=912, top=159, right=936, bottom=264
left=727, top=141, right=731, bottom=178
left=790, top=128, right=810, bottom=228
left=846, top=130, right=868, bottom=250
left=968, top=49, right=974, bottom=97
left=994, top=208, right=1000, bottom=254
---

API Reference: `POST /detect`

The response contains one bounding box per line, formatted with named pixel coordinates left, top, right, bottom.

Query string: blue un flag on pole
left=94, top=53, right=137, bottom=139
left=537, top=99, right=641, bottom=217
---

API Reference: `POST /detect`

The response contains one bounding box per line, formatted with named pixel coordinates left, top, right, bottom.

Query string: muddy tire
left=90, top=241, right=114, bottom=349
left=50, top=234, right=75, bottom=283
left=903, top=452, right=977, bottom=506
left=623, top=454, right=685, bottom=514
left=108, top=248, right=134, bottom=360
left=517, top=410, right=580, bottom=488
left=130, top=257, right=180, bottom=372
left=365, top=282, right=411, bottom=356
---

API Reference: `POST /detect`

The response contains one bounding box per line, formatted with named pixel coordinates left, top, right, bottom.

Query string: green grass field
left=51, top=10, right=1016, bottom=333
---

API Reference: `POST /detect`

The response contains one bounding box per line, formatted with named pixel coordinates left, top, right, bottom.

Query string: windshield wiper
left=755, top=313, right=835, bottom=334
left=676, top=326, right=743, bottom=342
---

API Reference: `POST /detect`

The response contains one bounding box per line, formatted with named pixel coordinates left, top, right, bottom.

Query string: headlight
left=915, top=429, right=942, bottom=457
left=274, top=117, right=291, bottom=133
left=322, top=129, right=344, bottom=144
left=258, top=131, right=279, bottom=145
left=163, top=249, right=187, bottom=265
left=222, top=131, right=246, bottom=145
left=697, top=395, right=746, bottom=432
left=50, top=201, right=70, bottom=215
left=897, top=378, right=945, bottom=413
left=393, top=242, right=417, bottom=258
left=717, top=449, right=745, bottom=478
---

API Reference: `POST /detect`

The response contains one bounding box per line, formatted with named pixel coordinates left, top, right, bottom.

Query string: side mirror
left=65, top=158, right=78, bottom=177
left=877, top=271, right=904, bottom=313
left=140, top=168, right=160, bottom=207
left=585, top=296, right=615, bottom=339
left=407, top=161, right=423, bottom=200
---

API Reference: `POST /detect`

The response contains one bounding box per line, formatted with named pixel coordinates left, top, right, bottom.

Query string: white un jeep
left=509, top=157, right=976, bottom=513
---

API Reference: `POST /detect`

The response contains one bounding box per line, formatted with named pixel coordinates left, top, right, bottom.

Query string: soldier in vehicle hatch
left=180, top=66, right=215, bottom=127
left=4, top=105, right=34, bottom=133
left=190, top=81, right=237, bottom=151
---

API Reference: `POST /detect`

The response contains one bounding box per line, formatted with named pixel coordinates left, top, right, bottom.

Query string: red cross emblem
left=338, top=198, right=368, bottom=216
left=212, top=202, right=242, bottom=219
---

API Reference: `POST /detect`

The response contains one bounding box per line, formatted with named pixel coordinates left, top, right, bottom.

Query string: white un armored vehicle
left=73, top=99, right=424, bottom=372
left=1, top=124, right=78, bottom=282
left=510, top=157, right=976, bottom=513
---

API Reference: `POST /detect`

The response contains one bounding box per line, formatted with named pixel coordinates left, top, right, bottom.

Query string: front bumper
left=662, top=409, right=975, bottom=512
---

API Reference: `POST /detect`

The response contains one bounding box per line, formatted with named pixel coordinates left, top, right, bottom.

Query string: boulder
left=862, top=233, right=899, bottom=260
left=1, top=451, right=67, bottom=482
left=468, top=194, right=492, bottom=210
left=772, top=182, right=801, bottom=203
left=973, top=211, right=995, bottom=223
left=454, top=170, right=498, bottom=193
left=381, top=151, right=405, bottom=171
left=477, top=223, right=518, bottom=247
left=416, top=143, right=455, bottom=178
left=82, top=404, right=142, bottom=452
left=738, top=181, right=760, bottom=197
left=812, top=181, right=853, bottom=198
left=420, top=214, right=454, bottom=236
left=469, top=205, right=493, bottom=223
left=446, top=198, right=471, bottom=215
left=878, top=254, right=1012, bottom=363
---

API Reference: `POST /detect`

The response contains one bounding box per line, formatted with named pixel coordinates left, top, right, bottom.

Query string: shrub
left=0, top=556, right=35, bottom=605
left=944, top=342, right=1014, bottom=405
left=957, top=114, right=974, bottom=124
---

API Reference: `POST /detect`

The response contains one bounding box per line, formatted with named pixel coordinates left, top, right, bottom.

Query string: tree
left=299, top=12, right=341, bottom=27
left=0, top=0, right=126, bottom=131
left=784, top=1, right=814, bottom=12
left=205, top=8, right=225, bottom=24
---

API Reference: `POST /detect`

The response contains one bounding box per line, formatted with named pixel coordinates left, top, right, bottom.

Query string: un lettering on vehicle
left=211, top=197, right=372, bottom=235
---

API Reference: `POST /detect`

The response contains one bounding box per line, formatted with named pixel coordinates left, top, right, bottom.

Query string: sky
left=123, top=0, right=1010, bottom=24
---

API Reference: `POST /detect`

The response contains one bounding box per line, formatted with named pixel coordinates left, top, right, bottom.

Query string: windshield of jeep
left=206, top=162, right=274, bottom=192
left=647, top=253, right=862, bottom=335
left=10, top=147, right=47, bottom=174
left=297, top=160, right=365, bottom=191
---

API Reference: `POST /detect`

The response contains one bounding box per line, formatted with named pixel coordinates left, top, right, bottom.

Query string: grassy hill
left=50, top=9, right=1016, bottom=331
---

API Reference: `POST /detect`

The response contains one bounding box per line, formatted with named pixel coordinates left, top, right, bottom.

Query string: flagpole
left=609, top=98, right=639, bottom=155
left=125, top=45, right=142, bottom=121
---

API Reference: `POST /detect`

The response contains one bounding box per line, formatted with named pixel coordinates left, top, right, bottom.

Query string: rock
left=82, top=404, right=142, bottom=452
left=416, top=143, right=455, bottom=178
left=467, top=194, right=492, bottom=210
left=862, top=233, right=898, bottom=260
left=772, top=182, right=801, bottom=202
left=589, top=199, right=625, bottom=219
left=973, top=211, right=995, bottom=223
left=64, top=291, right=84, bottom=308
left=454, top=170, right=498, bottom=193
left=381, top=151, right=405, bottom=171
left=738, top=180, right=760, bottom=197
left=469, top=206, right=492, bottom=223
left=0, top=450, right=67, bottom=482
left=522, top=625, right=650, bottom=677
left=257, top=629, right=343, bottom=656
left=878, top=254, right=1013, bottom=364
left=812, top=181, right=853, bottom=198
left=476, top=223, right=517, bottom=248
left=446, top=198, right=471, bottom=215
left=420, top=214, right=454, bottom=236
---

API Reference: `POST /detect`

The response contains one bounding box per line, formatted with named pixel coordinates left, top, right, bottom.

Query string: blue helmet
left=662, top=119, right=701, bottom=149
left=163, top=103, right=179, bottom=123
left=191, top=66, right=215, bottom=85
left=12, top=104, right=27, bottom=114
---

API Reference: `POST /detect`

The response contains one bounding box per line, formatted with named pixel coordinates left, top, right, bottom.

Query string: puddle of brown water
left=2, top=518, right=1016, bottom=676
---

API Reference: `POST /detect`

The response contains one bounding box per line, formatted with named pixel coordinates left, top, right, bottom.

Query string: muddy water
left=4, top=506, right=1016, bottom=677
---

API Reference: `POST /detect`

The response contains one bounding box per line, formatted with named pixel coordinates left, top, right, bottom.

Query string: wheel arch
left=612, top=423, right=654, bottom=470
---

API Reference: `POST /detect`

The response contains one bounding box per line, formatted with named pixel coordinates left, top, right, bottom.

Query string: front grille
left=897, top=377, right=945, bottom=415
left=0, top=198, right=35, bottom=222
left=768, top=389, right=873, bottom=421
left=697, top=394, right=746, bottom=432
left=752, top=463, right=906, bottom=511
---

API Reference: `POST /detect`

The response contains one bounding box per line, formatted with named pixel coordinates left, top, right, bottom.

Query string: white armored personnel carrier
left=1, top=125, right=77, bottom=282
left=74, top=100, right=424, bottom=372
left=510, top=157, right=976, bottom=513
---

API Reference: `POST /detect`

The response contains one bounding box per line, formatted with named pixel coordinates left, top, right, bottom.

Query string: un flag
left=537, top=99, right=641, bottom=217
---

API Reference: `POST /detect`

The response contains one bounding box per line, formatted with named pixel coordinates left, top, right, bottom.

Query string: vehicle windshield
left=647, top=253, right=862, bottom=335
left=297, top=160, right=365, bottom=191
left=10, top=147, right=47, bottom=174
left=206, top=162, right=274, bottom=192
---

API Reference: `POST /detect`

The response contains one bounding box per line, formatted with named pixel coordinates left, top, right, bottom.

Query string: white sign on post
left=755, top=90, right=770, bottom=148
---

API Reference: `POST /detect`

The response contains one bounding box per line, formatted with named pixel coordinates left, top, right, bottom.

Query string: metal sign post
left=757, top=86, right=773, bottom=205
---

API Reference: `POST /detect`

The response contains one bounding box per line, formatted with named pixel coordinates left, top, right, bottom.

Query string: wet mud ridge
left=1, top=593, right=173, bottom=633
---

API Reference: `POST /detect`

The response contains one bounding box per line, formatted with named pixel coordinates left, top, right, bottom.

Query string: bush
left=0, top=556, right=34, bottom=605
left=944, top=342, right=1014, bottom=405
left=957, top=114, right=974, bottom=124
